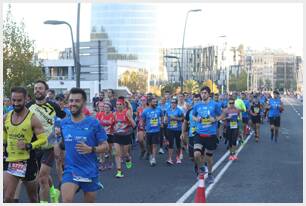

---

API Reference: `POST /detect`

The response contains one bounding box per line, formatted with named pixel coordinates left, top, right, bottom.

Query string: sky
left=3, top=2, right=303, bottom=56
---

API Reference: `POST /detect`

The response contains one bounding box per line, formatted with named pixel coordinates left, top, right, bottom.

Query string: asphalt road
left=17, top=97, right=303, bottom=203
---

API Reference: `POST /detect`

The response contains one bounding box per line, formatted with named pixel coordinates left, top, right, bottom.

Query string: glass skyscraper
left=91, top=3, right=159, bottom=70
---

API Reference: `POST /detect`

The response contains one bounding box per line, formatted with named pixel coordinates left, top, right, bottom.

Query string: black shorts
left=188, top=136, right=195, bottom=158
left=226, top=128, right=239, bottom=147
left=35, top=148, right=55, bottom=169
left=5, top=151, right=38, bottom=182
left=114, top=133, right=132, bottom=145
left=194, top=135, right=218, bottom=153
left=166, top=129, right=181, bottom=149
left=146, top=132, right=160, bottom=145
left=269, top=116, right=281, bottom=127
left=107, top=134, right=115, bottom=144
left=242, top=117, right=249, bottom=124
left=251, top=116, right=261, bottom=124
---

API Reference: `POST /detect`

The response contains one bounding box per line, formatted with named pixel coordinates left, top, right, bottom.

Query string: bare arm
left=126, top=112, right=136, bottom=128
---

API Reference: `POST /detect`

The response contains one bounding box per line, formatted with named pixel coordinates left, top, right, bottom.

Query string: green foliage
left=3, top=5, right=45, bottom=98
left=183, top=80, right=199, bottom=94
left=118, top=70, right=148, bottom=93
left=161, top=82, right=180, bottom=95
left=229, top=69, right=247, bottom=91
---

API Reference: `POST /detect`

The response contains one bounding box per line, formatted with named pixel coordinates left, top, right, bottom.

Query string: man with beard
left=59, top=88, right=109, bottom=202
left=141, top=97, right=163, bottom=166
left=192, top=86, right=223, bottom=183
left=26, top=80, right=66, bottom=203
left=3, top=87, right=47, bottom=202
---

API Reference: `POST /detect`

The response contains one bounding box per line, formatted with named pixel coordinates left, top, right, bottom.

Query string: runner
left=192, top=86, right=223, bottom=183
left=182, top=94, right=201, bottom=172
left=250, top=95, right=262, bottom=142
left=223, top=97, right=241, bottom=160
left=241, top=92, right=251, bottom=141
left=165, top=98, right=184, bottom=165
left=141, top=97, right=163, bottom=166
left=53, top=94, right=71, bottom=191
left=59, top=88, right=109, bottom=203
left=26, top=80, right=66, bottom=203
left=96, top=102, right=115, bottom=170
left=136, top=96, right=148, bottom=159
left=267, top=90, right=284, bottom=142
left=158, top=97, right=167, bottom=154
left=113, top=98, right=136, bottom=178
left=3, top=86, right=47, bottom=203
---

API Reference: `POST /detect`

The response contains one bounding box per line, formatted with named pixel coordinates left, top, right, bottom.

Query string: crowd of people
left=3, top=80, right=284, bottom=203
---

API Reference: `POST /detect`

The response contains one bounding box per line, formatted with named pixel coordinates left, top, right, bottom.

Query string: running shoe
left=151, top=158, right=156, bottom=167
left=126, top=161, right=132, bottom=169
left=167, top=159, right=174, bottom=165
left=176, top=157, right=182, bottom=164
left=255, top=137, right=259, bottom=143
left=159, top=148, right=165, bottom=154
left=50, top=188, right=60, bottom=203
left=228, top=155, right=234, bottom=161
left=115, top=171, right=124, bottom=178
left=207, top=174, right=215, bottom=184
left=232, top=155, right=238, bottom=160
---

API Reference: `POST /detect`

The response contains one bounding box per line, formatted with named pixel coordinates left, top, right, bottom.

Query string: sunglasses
left=171, top=102, right=177, bottom=104
left=229, top=102, right=234, bottom=104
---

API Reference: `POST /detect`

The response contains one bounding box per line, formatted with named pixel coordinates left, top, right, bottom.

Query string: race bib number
left=191, top=127, right=196, bottom=133
left=230, top=121, right=238, bottom=129
left=73, top=174, right=92, bottom=183
left=7, top=161, right=27, bottom=178
left=150, top=118, right=158, bottom=127
left=201, top=118, right=211, bottom=126
left=254, top=107, right=260, bottom=114
left=170, top=120, right=178, bottom=128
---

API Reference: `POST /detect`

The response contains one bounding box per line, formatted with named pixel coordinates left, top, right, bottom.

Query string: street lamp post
left=218, top=35, right=228, bottom=93
left=44, top=20, right=78, bottom=85
left=44, top=3, right=81, bottom=88
left=181, top=9, right=202, bottom=93
left=164, top=55, right=182, bottom=91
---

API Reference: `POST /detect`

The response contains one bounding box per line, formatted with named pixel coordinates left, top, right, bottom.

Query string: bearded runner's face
left=11, top=92, right=26, bottom=113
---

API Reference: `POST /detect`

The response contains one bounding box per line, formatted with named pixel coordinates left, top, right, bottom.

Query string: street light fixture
left=44, top=3, right=81, bottom=88
left=181, top=9, right=202, bottom=93
left=164, top=55, right=182, bottom=91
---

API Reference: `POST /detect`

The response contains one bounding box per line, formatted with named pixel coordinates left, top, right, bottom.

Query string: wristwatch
left=91, top=146, right=96, bottom=153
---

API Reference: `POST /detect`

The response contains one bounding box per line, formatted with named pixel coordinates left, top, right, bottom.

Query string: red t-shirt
left=96, top=112, right=115, bottom=135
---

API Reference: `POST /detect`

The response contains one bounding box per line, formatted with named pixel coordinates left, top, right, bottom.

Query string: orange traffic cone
left=194, top=173, right=206, bottom=203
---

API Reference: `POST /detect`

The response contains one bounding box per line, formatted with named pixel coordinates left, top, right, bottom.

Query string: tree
left=202, top=79, right=219, bottom=94
left=118, top=70, right=148, bottom=93
left=229, top=70, right=247, bottom=91
left=161, top=82, right=180, bottom=95
left=3, top=5, right=45, bottom=98
left=183, top=80, right=199, bottom=94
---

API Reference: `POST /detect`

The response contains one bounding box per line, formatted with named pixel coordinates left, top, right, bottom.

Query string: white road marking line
left=176, top=132, right=254, bottom=203
left=205, top=132, right=253, bottom=197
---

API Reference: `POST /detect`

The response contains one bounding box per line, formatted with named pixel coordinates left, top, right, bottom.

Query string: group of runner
left=3, top=80, right=284, bottom=203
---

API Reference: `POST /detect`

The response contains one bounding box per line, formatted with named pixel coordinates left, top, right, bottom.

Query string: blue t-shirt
left=166, top=107, right=184, bottom=131
left=242, top=99, right=250, bottom=118
left=141, top=107, right=163, bottom=133
left=222, top=99, right=228, bottom=108
left=193, top=100, right=221, bottom=136
left=212, top=100, right=223, bottom=116
left=158, top=102, right=167, bottom=116
left=61, top=116, right=108, bottom=179
left=185, top=108, right=197, bottom=137
left=268, top=98, right=281, bottom=117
